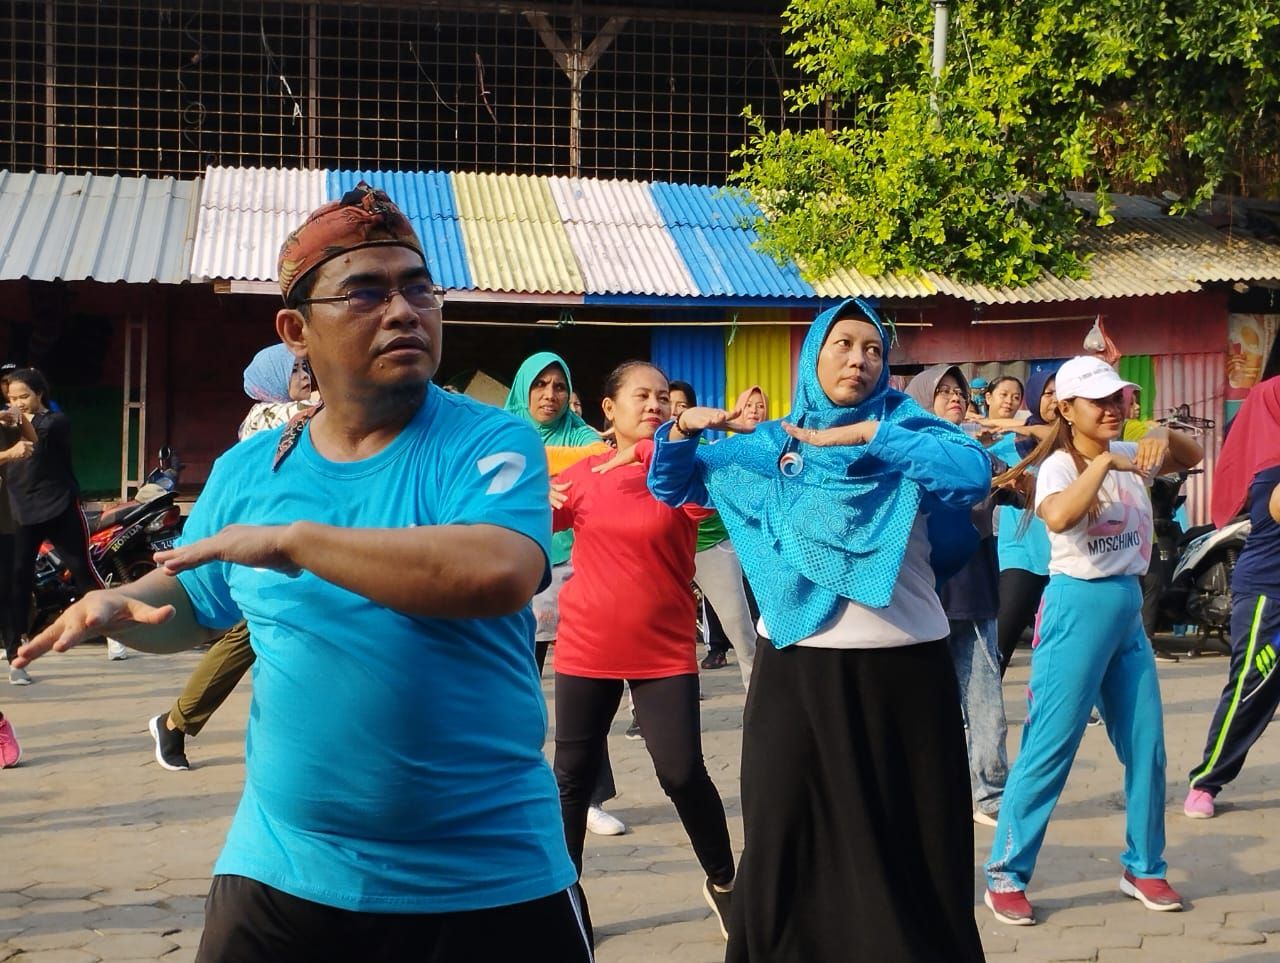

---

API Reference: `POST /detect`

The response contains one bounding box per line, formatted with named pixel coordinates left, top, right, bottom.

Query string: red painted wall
left=888, top=291, right=1228, bottom=365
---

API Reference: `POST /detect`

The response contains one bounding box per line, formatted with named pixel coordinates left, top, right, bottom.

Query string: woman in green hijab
left=504, top=351, right=626, bottom=838
left=504, top=352, right=602, bottom=588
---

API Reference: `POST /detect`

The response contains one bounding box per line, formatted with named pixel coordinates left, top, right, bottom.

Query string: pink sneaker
left=1120, top=870, right=1183, bottom=911
left=1183, top=788, right=1215, bottom=819
left=0, top=715, right=21, bottom=768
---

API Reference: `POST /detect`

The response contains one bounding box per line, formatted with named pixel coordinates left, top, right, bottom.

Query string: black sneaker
left=149, top=714, right=190, bottom=771
left=625, top=720, right=643, bottom=741
left=702, top=878, right=732, bottom=940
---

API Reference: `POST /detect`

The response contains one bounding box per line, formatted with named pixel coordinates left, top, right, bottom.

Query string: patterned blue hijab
left=695, top=298, right=977, bottom=646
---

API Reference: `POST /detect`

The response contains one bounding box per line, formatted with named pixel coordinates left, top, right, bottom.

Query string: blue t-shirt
left=1232, top=465, right=1280, bottom=595
left=990, top=434, right=1051, bottom=575
left=175, top=386, right=576, bottom=913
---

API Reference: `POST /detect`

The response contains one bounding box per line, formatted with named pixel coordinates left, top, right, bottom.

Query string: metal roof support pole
left=120, top=314, right=148, bottom=500
left=931, top=1, right=950, bottom=79
left=44, top=0, right=56, bottom=171
left=526, top=7, right=629, bottom=176
left=306, top=4, right=320, bottom=167
left=929, top=0, right=948, bottom=118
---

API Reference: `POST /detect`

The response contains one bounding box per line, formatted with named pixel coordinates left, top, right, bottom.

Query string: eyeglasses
left=296, top=282, right=446, bottom=314
left=934, top=386, right=967, bottom=400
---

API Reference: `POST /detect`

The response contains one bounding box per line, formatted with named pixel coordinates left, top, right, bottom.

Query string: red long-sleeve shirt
left=552, top=447, right=710, bottom=679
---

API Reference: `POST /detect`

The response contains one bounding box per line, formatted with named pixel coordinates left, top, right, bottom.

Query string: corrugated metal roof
left=0, top=170, right=199, bottom=284
left=549, top=177, right=698, bottom=297
left=668, top=223, right=816, bottom=298
left=329, top=169, right=472, bottom=291
left=649, top=182, right=936, bottom=301
left=932, top=218, right=1280, bottom=304
left=550, top=176, right=665, bottom=226
left=649, top=182, right=761, bottom=229
left=452, top=172, right=584, bottom=294
left=562, top=220, right=700, bottom=296
left=1066, top=191, right=1169, bottom=218
left=650, top=182, right=814, bottom=298
left=183, top=167, right=1280, bottom=304
left=1135, top=218, right=1280, bottom=283
left=810, top=265, right=938, bottom=300
left=191, top=167, right=326, bottom=281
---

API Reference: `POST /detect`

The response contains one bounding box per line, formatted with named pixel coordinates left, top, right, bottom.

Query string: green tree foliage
left=731, top=0, right=1280, bottom=286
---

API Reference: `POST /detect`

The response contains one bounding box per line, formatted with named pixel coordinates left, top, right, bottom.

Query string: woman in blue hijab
left=647, top=298, right=990, bottom=961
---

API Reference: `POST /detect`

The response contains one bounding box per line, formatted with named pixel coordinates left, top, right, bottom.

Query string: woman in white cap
left=982, top=355, right=1202, bottom=926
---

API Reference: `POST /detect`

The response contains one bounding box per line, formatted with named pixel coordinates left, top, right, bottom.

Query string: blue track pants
left=986, top=574, right=1168, bottom=892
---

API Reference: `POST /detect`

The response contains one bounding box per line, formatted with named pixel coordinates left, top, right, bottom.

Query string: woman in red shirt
left=551, top=360, right=736, bottom=940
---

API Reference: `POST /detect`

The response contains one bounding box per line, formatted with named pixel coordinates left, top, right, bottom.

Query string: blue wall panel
left=651, top=326, right=727, bottom=438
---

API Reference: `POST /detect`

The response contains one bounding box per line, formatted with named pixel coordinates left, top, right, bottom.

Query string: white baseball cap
left=1054, top=355, right=1137, bottom=401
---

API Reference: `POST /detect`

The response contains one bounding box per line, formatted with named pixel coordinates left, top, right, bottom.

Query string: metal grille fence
left=1, top=1, right=817, bottom=183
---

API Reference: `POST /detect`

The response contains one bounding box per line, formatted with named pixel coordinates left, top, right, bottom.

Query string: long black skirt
left=726, top=638, right=985, bottom=962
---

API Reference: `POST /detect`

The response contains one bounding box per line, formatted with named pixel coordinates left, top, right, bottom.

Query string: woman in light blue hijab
left=648, top=298, right=990, bottom=962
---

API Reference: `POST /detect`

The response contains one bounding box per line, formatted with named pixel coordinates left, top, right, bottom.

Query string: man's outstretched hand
left=14, top=591, right=175, bottom=667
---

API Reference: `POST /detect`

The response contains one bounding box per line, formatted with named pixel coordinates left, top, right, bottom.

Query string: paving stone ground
left=2, top=638, right=1279, bottom=961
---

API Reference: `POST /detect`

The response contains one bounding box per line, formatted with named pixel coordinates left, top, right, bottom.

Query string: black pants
left=704, top=595, right=731, bottom=656
left=727, top=639, right=984, bottom=963
left=1188, top=592, right=1280, bottom=795
left=997, top=567, right=1049, bottom=676
left=535, top=641, right=616, bottom=808
left=196, top=875, right=593, bottom=963
left=8, top=501, right=103, bottom=660
left=553, top=672, right=734, bottom=886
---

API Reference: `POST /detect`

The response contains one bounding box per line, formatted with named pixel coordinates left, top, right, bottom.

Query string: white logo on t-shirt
left=476, top=452, right=527, bottom=495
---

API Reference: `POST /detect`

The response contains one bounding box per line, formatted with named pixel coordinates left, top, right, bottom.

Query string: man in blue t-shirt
left=13, top=184, right=589, bottom=962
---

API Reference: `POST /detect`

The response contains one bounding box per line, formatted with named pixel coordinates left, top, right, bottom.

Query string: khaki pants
left=169, top=621, right=255, bottom=737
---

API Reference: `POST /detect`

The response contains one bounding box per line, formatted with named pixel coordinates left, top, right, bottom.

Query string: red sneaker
left=985, top=887, right=1035, bottom=925
left=1120, top=871, right=1183, bottom=911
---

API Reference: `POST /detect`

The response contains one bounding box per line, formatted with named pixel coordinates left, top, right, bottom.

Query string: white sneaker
left=586, top=805, right=627, bottom=836
left=973, top=809, right=999, bottom=827
left=8, top=666, right=31, bottom=686
left=106, top=639, right=129, bottom=661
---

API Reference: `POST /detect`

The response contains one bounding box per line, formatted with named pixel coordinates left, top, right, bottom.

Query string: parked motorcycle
left=1166, top=517, right=1251, bottom=657
left=31, top=448, right=184, bottom=631
left=1144, top=468, right=1250, bottom=657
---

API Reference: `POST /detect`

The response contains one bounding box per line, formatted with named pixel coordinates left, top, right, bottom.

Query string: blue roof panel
left=649, top=181, right=814, bottom=299
left=327, top=169, right=472, bottom=291
left=666, top=224, right=816, bottom=299
left=649, top=182, right=761, bottom=228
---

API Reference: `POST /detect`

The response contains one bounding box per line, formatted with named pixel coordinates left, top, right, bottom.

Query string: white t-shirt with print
left=1035, top=441, right=1153, bottom=579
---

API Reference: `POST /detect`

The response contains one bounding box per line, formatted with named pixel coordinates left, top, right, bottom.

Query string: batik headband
left=277, top=182, right=425, bottom=302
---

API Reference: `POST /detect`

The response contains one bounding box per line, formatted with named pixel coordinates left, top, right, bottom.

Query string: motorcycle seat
left=89, top=492, right=174, bottom=533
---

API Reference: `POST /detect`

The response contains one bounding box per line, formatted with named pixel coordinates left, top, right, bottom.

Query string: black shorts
left=196, top=875, right=593, bottom=963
